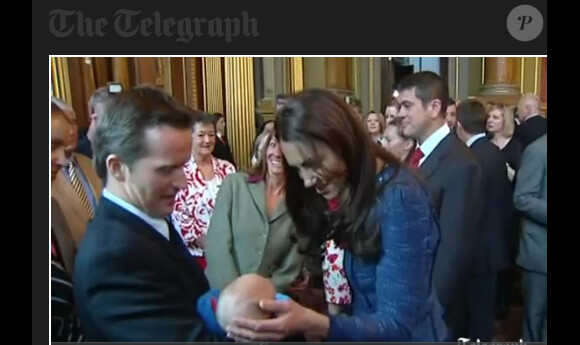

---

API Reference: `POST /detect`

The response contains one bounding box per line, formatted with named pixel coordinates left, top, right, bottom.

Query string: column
left=325, top=57, right=351, bottom=96
left=480, top=57, right=521, bottom=95
left=112, top=57, right=131, bottom=90
left=184, top=57, right=201, bottom=109
left=202, top=57, right=224, bottom=114
left=50, top=57, right=72, bottom=103
left=287, top=57, right=304, bottom=94
left=224, top=57, right=255, bottom=171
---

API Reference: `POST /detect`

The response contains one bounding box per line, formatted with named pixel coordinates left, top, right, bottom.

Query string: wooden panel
left=67, top=58, right=91, bottom=129
left=112, top=57, right=132, bottom=89
left=195, top=57, right=204, bottom=110
left=170, top=57, right=186, bottom=105
left=92, top=57, right=112, bottom=88
left=325, top=57, right=351, bottom=91
left=133, top=57, right=158, bottom=86
left=184, top=57, right=205, bottom=110
left=540, top=57, right=547, bottom=104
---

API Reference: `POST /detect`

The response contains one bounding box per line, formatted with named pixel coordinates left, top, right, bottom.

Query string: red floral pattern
left=171, top=156, right=235, bottom=256
left=322, top=239, right=352, bottom=305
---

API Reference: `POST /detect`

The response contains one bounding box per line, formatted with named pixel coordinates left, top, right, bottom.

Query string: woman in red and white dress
left=172, top=113, right=236, bottom=269
left=322, top=198, right=352, bottom=315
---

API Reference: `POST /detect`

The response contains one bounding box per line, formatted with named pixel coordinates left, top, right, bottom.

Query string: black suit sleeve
left=79, top=245, right=225, bottom=342
left=213, top=140, right=236, bottom=168
left=433, top=159, right=484, bottom=305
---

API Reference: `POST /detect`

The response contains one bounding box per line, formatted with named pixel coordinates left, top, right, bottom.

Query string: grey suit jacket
left=205, top=172, right=304, bottom=293
left=51, top=197, right=76, bottom=276
left=515, top=134, right=547, bottom=273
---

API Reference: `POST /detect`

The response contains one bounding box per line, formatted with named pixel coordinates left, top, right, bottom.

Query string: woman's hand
left=226, top=298, right=329, bottom=342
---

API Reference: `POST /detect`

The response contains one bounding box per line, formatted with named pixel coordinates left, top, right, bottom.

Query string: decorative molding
left=202, top=57, right=224, bottom=114
left=455, top=57, right=459, bottom=100
left=369, top=57, right=374, bottom=110
left=189, top=57, right=199, bottom=109
left=288, top=57, right=304, bottom=94
left=352, top=57, right=360, bottom=100
left=481, top=57, right=485, bottom=85
left=533, top=57, right=540, bottom=95
left=224, top=57, right=255, bottom=171
left=50, top=57, right=72, bottom=103
left=520, top=57, right=525, bottom=92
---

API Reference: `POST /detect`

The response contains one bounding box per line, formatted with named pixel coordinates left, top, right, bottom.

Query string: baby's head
left=216, top=274, right=276, bottom=330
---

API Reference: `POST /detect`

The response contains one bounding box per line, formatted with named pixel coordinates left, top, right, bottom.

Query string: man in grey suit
left=514, top=134, right=547, bottom=342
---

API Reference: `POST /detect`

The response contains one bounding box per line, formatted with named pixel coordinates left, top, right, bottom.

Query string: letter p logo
left=507, top=5, right=544, bottom=41
left=518, top=15, right=533, bottom=30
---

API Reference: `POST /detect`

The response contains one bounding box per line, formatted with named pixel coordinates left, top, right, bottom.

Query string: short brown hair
left=457, top=99, right=488, bottom=134
left=93, top=86, right=193, bottom=184
left=397, top=71, right=449, bottom=117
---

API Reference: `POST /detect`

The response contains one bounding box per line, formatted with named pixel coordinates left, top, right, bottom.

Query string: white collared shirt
left=418, top=124, right=451, bottom=166
left=102, top=188, right=169, bottom=240
left=466, top=132, right=487, bottom=147
left=525, top=113, right=541, bottom=122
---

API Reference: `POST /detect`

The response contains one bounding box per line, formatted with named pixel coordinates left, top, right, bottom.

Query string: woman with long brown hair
left=225, top=89, right=448, bottom=342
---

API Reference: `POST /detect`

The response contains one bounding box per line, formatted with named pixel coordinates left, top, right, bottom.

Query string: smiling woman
left=204, top=132, right=304, bottom=294
left=171, top=113, right=236, bottom=269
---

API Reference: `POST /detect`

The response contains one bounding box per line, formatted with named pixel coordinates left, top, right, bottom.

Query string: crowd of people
left=50, top=71, right=547, bottom=342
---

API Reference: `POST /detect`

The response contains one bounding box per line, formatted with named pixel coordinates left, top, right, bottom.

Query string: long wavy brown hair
left=276, top=89, right=402, bottom=260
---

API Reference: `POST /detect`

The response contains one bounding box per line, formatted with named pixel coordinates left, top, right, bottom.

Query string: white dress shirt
left=102, top=188, right=169, bottom=240
left=418, top=123, right=451, bottom=166
left=466, top=132, right=487, bottom=147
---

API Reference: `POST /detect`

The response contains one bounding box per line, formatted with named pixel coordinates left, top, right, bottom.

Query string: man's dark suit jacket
left=418, top=133, right=484, bottom=311
left=213, top=136, right=236, bottom=168
left=74, top=196, right=226, bottom=342
left=514, top=115, right=547, bottom=149
left=469, top=136, right=513, bottom=275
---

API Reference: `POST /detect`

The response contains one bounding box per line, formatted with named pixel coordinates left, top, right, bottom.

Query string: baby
left=216, top=273, right=278, bottom=330
left=197, top=273, right=288, bottom=334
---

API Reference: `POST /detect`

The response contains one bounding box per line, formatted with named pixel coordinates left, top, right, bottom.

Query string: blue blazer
left=327, top=165, right=449, bottom=342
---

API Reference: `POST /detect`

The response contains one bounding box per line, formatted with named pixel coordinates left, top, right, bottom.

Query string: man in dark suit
left=514, top=94, right=547, bottom=149
left=397, top=72, right=484, bottom=341
left=212, top=112, right=236, bottom=167
left=456, top=100, right=514, bottom=341
left=514, top=134, right=547, bottom=342
left=73, top=86, right=227, bottom=342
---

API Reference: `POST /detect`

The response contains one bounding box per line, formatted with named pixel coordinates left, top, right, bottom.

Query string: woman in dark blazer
left=204, top=133, right=304, bottom=293
left=225, top=89, right=448, bottom=342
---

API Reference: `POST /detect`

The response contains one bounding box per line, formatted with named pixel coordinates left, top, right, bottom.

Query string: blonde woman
left=365, top=111, right=386, bottom=146
left=486, top=103, right=523, bottom=182
left=486, top=102, right=523, bottom=320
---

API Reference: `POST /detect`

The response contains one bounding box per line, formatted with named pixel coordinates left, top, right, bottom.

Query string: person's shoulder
left=221, top=171, right=255, bottom=192
left=223, top=171, right=251, bottom=183
left=215, top=157, right=236, bottom=172
left=377, top=165, right=430, bottom=205
left=77, top=217, right=157, bottom=277
left=524, top=134, right=547, bottom=156
left=73, top=152, right=93, bottom=165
